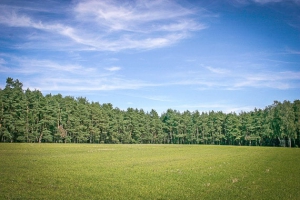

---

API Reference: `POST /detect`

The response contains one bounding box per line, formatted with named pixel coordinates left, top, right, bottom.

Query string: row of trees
left=1, top=78, right=299, bottom=147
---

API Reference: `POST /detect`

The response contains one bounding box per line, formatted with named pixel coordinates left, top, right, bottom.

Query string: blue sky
left=0, top=0, right=299, bottom=114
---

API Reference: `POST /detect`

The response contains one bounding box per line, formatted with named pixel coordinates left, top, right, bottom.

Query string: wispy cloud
left=0, top=56, right=94, bottom=75
left=165, top=64, right=300, bottom=90
left=74, top=0, right=202, bottom=32
left=252, top=0, right=300, bottom=4
left=173, top=103, right=255, bottom=113
left=29, top=77, right=150, bottom=92
left=206, top=66, right=229, bottom=74
left=0, top=58, right=6, bottom=65
left=228, top=0, right=300, bottom=7
left=122, top=93, right=173, bottom=102
left=252, top=0, right=282, bottom=3
left=0, top=56, right=152, bottom=92
left=285, top=49, right=300, bottom=55
left=0, top=0, right=206, bottom=51
left=105, top=66, right=121, bottom=72
left=0, top=8, right=73, bottom=37
left=229, top=0, right=300, bottom=4
left=233, top=71, right=300, bottom=89
left=4, top=57, right=296, bottom=92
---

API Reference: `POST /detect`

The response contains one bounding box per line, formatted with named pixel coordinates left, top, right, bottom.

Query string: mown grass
left=0, top=144, right=299, bottom=199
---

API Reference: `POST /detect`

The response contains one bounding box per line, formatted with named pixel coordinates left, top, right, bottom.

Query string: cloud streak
left=252, top=0, right=300, bottom=4
left=167, top=65, right=300, bottom=90
left=74, top=0, right=201, bottom=32
left=105, top=66, right=121, bottom=72
left=173, top=103, right=255, bottom=113
left=232, top=71, right=300, bottom=89
left=0, top=0, right=205, bottom=51
left=229, top=0, right=300, bottom=4
left=1, top=53, right=299, bottom=93
left=0, top=56, right=152, bottom=92
left=206, top=66, right=229, bottom=74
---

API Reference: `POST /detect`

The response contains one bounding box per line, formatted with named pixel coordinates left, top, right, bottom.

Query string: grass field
left=0, top=144, right=299, bottom=199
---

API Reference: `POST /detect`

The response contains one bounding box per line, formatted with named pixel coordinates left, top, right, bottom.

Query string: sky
left=0, top=0, right=299, bottom=114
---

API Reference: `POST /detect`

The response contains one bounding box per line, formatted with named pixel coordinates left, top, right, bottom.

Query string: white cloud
left=31, top=77, right=149, bottom=92
left=0, top=56, right=154, bottom=92
left=206, top=66, right=229, bottom=74
left=165, top=65, right=300, bottom=90
left=252, top=0, right=300, bottom=4
left=173, top=103, right=255, bottom=113
left=74, top=0, right=199, bottom=32
left=122, top=93, right=173, bottom=102
left=0, top=0, right=206, bottom=51
left=105, top=66, right=121, bottom=71
left=0, top=58, right=6, bottom=65
left=252, top=0, right=282, bottom=3
left=142, top=95, right=172, bottom=102
left=286, top=49, right=300, bottom=55
left=232, top=71, right=300, bottom=89
left=0, top=9, right=71, bottom=35
left=0, top=10, right=30, bottom=27
left=0, top=57, right=94, bottom=75
left=229, top=0, right=300, bottom=5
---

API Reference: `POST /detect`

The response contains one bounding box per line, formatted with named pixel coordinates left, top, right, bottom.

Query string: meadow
left=0, top=144, right=299, bottom=199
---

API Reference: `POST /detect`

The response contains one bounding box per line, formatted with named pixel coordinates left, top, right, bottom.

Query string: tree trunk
left=196, top=127, right=199, bottom=144
left=38, top=132, right=43, bottom=143
left=26, top=106, right=29, bottom=143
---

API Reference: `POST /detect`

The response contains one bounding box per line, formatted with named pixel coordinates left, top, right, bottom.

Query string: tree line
left=1, top=78, right=299, bottom=147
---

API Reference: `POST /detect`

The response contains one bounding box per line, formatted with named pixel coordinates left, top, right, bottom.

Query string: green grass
left=0, top=144, right=299, bottom=199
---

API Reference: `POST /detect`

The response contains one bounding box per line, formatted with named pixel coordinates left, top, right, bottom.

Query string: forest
left=0, top=78, right=299, bottom=147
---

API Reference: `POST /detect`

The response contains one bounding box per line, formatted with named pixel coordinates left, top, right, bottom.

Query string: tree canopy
left=1, top=78, right=299, bottom=147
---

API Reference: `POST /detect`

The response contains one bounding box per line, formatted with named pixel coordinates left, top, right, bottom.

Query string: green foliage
left=1, top=78, right=300, bottom=147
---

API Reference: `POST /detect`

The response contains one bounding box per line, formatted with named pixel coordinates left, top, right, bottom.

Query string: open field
left=0, top=144, right=299, bottom=199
